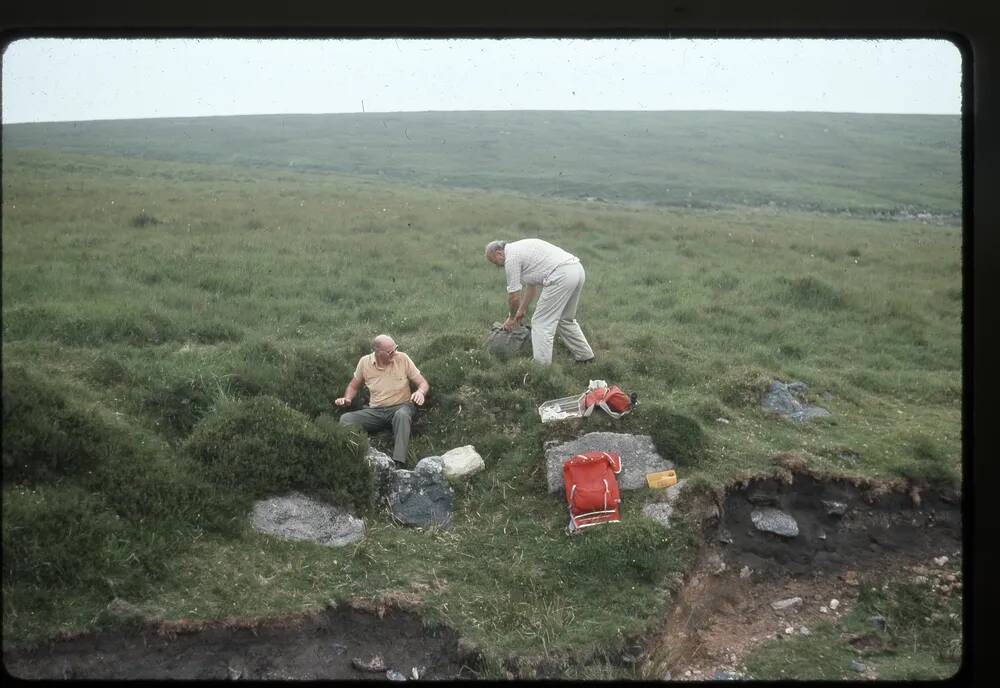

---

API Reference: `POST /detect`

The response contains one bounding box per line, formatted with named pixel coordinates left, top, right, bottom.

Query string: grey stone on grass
left=760, top=380, right=831, bottom=422
left=850, top=660, right=867, bottom=673
left=389, top=459, right=454, bottom=527
left=439, top=445, right=485, bottom=478
left=251, top=493, right=365, bottom=547
left=545, top=432, right=672, bottom=493
left=751, top=508, right=800, bottom=537
left=643, top=479, right=689, bottom=528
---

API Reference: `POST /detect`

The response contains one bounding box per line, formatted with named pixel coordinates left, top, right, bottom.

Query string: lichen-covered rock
left=750, top=507, right=800, bottom=537
left=389, top=460, right=454, bottom=527
left=251, top=493, right=366, bottom=547
left=760, top=380, right=831, bottom=422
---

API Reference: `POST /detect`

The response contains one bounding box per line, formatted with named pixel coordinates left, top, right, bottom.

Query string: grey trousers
left=531, top=261, right=595, bottom=365
left=339, top=402, right=415, bottom=464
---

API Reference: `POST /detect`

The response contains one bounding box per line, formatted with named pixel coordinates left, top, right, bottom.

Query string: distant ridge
left=3, top=110, right=960, bottom=216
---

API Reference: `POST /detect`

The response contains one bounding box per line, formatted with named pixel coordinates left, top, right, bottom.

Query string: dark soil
left=4, top=605, right=473, bottom=680
left=715, top=474, right=961, bottom=577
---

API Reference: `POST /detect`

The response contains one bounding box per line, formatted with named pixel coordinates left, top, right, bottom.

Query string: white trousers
left=530, top=261, right=595, bottom=365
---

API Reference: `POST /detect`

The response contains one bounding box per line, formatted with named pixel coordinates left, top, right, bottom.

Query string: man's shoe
left=575, top=357, right=595, bottom=364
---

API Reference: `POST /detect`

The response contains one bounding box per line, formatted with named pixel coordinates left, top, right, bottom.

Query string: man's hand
left=502, top=315, right=518, bottom=332
left=334, top=397, right=351, bottom=407
left=411, top=390, right=426, bottom=406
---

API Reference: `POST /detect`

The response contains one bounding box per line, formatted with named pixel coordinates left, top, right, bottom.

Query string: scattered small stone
left=717, top=527, right=735, bottom=544
left=330, top=642, right=347, bottom=655
left=819, top=606, right=829, bottom=614
left=816, top=529, right=827, bottom=540
left=784, top=626, right=795, bottom=635
left=869, top=615, right=887, bottom=631
left=714, top=670, right=737, bottom=680
left=913, top=575, right=929, bottom=585
left=771, top=597, right=803, bottom=611
left=684, top=670, right=692, bottom=677
left=829, top=599, right=840, bottom=610
left=850, top=659, right=867, bottom=673
left=739, top=566, right=752, bottom=579
left=843, top=570, right=859, bottom=586
left=411, top=667, right=421, bottom=679
left=933, top=555, right=949, bottom=567
left=822, top=500, right=849, bottom=517
left=386, top=669, right=407, bottom=681
left=716, top=417, right=730, bottom=424
left=663, top=671, right=672, bottom=681
left=799, top=626, right=811, bottom=636
left=352, top=655, right=386, bottom=673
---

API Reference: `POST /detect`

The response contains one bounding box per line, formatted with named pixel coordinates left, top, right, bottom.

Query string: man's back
left=503, top=238, right=579, bottom=292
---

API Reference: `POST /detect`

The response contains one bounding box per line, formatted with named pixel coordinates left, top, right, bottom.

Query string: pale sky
left=1, top=37, right=962, bottom=124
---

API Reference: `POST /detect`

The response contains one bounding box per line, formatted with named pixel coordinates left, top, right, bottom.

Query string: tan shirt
left=353, top=351, right=422, bottom=407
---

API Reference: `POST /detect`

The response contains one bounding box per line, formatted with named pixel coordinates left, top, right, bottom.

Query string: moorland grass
left=1, top=136, right=961, bottom=677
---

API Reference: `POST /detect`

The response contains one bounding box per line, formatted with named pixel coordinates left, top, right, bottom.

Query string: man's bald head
left=372, top=334, right=396, bottom=352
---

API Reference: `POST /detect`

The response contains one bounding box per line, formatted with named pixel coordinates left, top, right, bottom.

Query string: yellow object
left=646, top=470, right=678, bottom=489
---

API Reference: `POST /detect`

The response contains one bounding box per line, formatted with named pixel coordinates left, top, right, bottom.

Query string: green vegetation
left=742, top=571, right=962, bottom=680
left=1, top=111, right=961, bottom=678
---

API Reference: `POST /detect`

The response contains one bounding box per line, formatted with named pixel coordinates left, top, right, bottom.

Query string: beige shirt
left=353, top=351, right=422, bottom=407
left=503, top=238, right=580, bottom=293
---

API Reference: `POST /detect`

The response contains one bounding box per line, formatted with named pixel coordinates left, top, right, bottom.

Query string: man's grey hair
left=484, top=240, right=507, bottom=258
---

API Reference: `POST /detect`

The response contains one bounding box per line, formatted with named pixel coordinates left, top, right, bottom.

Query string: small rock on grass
left=850, top=659, right=867, bottom=673
left=386, top=669, right=407, bottom=681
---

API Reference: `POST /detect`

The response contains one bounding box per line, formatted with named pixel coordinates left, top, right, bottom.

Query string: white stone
left=829, top=599, right=840, bottom=610
left=933, top=555, right=949, bottom=567
left=439, top=445, right=485, bottom=478
left=784, top=627, right=794, bottom=635
left=819, top=606, right=829, bottom=614
left=771, top=597, right=803, bottom=611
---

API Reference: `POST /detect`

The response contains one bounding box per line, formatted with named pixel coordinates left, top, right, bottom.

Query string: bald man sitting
left=335, top=334, right=429, bottom=465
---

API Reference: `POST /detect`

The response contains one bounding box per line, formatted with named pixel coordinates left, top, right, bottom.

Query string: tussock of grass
left=183, top=395, right=374, bottom=510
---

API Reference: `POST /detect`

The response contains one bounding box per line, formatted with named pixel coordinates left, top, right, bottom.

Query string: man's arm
left=515, top=284, right=539, bottom=320
left=409, top=373, right=429, bottom=406
left=334, top=376, right=363, bottom=406
left=503, top=290, right=524, bottom=331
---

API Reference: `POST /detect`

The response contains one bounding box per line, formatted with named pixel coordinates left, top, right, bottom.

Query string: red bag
left=562, top=451, right=623, bottom=533
left=582, top=385, right=634, bottom=418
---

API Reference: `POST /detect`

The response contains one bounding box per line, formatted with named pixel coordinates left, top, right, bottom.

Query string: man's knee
left=392, top=405, right=415, bottom=426
left=339, top=412, right=361, bottom=427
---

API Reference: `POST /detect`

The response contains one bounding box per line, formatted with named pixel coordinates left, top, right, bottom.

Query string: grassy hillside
left=2, top=111, right=961, bottom=217
left=1, top=113, right=962, bottom=678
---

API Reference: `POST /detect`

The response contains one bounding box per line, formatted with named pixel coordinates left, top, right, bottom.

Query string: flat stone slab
left=751, top=507, right=800, bottom=537
left=251, top=493, right=365, bottom=547
left=760, top=380, right=831, bottom=422
left=545, top=432, right=673, bottom=493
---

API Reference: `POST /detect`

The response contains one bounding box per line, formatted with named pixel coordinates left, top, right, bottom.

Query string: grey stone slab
left=251, top=493, right=365, bottom=547
left=751, top=507, right=800, bottom=537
